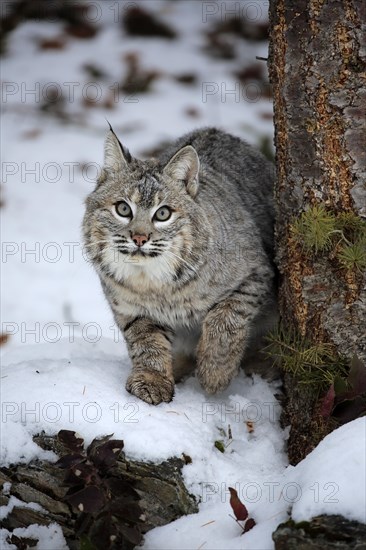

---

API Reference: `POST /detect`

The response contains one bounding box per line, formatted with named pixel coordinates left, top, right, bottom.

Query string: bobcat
left=83, top=126, right=276, bottom=405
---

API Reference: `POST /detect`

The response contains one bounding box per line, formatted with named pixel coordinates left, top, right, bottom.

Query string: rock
left=116, top=456, right=197, bottom=530
left=11, top=481, right=70, bottom=515
left=0, top=432, right=198, bottom=549
left=273, top=515, right=366, bottom=550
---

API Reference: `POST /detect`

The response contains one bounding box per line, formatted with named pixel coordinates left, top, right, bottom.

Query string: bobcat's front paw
left=196, top=362, right=236, bottom=394
left=126, top=369, right=175, bottom=405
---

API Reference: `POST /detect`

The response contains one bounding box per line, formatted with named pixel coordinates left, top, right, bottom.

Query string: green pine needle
left=291, top=205, right=336, bottom=253
left=335, top=212, right=366, bottom=239
left=290, top=204, right=366, bottom=272
left=338, top=242, right=366, bottom=271
left=265, top=326, right=349, bottom=390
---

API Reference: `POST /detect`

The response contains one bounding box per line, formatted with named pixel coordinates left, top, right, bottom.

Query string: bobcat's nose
left=132, top=233, right=149, bottom=247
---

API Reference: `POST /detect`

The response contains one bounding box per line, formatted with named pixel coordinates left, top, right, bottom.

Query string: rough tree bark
left=268, top=0, right=366, bottom=463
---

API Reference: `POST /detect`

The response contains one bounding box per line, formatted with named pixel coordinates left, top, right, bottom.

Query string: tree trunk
left=268, top=0, right=366, bottom=463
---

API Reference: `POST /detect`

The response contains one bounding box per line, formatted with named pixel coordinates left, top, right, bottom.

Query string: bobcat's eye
left=154, top=206, right=172, bottom=222
left=115, top=201, right=132, bottom=218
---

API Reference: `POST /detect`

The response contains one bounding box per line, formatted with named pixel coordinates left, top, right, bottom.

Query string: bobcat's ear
left=163, top=145, right=200, bottom=198
left=104, top=126, right=132, bottom=171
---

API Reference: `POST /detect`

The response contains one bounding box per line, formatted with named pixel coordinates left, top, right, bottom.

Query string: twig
left=229, top=513, right=245, bottom=533
left=200, top=520, right=215, bottom=527
left=225, top=438, right=234, bottom=450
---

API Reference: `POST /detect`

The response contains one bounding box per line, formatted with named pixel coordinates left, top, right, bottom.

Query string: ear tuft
left=163, top=145, right=200, bottom=198
left=104, top=125, right=131, bottom=171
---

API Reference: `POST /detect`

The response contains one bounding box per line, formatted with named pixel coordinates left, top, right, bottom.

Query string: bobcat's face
left=83, top=130, right=209, bottom=285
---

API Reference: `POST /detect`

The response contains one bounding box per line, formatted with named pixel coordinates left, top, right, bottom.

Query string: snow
left=1, top=420, right=57, bottom=466
left=0, top=494, right=45, bottom=521
left=0, top=495, right=68, bottom=550
left=1, top=338, right=290, bottom=549
left=1, top=337, right=286, bottom=466
left=2, top=342, right=365, bottom=548
left=142, top=418, right=366, bottom=549
left=288, top=417, right=366, bottom=525
left=1, top=1, right=365, bottom=548
left=0, top=524, right=68, bottom=550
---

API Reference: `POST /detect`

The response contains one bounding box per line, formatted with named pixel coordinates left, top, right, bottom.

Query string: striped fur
left=83, top=127, right=276, bottom=404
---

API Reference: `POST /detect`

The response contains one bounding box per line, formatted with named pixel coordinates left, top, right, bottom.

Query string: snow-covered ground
left=143, top=418, right=366, bottom=549
left=1, top=339, right=288, bottom=549
left=1, top=1, right=365, bottom=549
left=2, top=340, right=365, bottom=549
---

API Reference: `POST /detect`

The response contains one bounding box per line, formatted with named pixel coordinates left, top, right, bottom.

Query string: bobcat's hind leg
left=196, top=298, right=249, bottom=394
left=197, top=275, right=270, bottom=394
